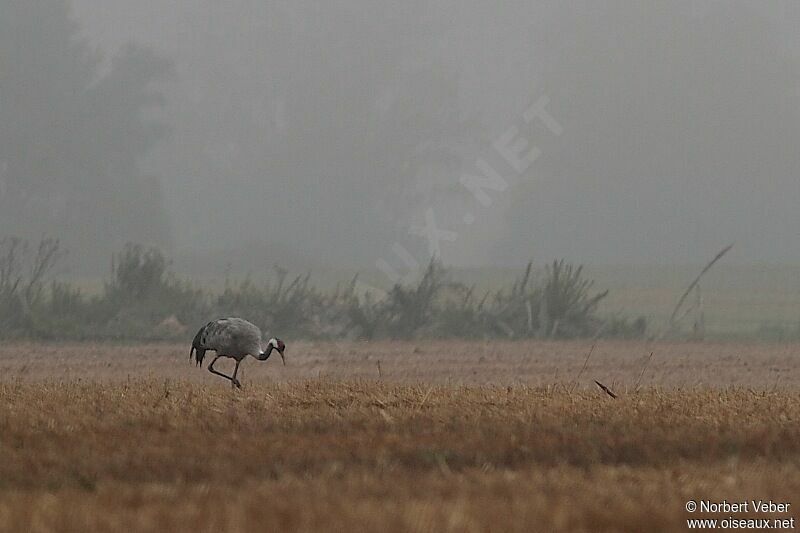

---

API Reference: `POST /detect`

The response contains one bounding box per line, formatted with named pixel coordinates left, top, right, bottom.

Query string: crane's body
left=190, top=317, right=285, bottom=388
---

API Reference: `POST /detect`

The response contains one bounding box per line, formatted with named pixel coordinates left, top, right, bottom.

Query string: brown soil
left=0, top=339, right=797, bottom=388
left=1, top=340, right=798, bottom=532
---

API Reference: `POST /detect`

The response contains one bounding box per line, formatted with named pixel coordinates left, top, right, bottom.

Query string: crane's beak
left=279, top=348, right=286, bottom=366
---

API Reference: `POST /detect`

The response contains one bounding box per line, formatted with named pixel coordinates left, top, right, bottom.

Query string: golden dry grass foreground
left=1, top=340, right=800, bottom=532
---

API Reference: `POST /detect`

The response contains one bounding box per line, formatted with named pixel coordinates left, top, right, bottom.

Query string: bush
left=0, top=238, right=644, bottom=342
left=538, top=260, right=609, bottom=338
left=0, top=237, right=64, bottom=337
left=108, top=244, right=170, bottom=301
left=97, top=244, right=206, bottom=339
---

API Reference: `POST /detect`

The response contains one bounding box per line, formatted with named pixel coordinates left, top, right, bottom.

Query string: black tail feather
left=194, top=347, right=207, bottom=366
left=190, top=343, right=207, bottom=366
left=190, top=324, right=209, bottom=367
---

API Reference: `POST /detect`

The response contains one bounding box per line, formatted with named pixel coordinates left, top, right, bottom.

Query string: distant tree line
left=138, top=1, right=487, bottom=266
left=0, top=237, right=646, bottom=341
left=1, top=1, right=488, bottom=271
left=0, top=1, right=172, bottom=272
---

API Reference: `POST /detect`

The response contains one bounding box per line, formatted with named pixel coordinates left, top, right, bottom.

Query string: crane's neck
left=257, top=344, right=275, bottom=361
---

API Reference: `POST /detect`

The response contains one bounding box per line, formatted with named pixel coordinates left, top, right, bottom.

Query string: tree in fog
left=0, top=0, right=172, bottom=272
left=148, top=1, right=484, bottom=268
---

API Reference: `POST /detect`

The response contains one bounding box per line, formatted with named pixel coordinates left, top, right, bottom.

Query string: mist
left=4, top=1, right=800, bottom=275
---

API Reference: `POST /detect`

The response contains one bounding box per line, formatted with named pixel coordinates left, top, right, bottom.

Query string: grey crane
left=190, top=317, right=286, bottom=388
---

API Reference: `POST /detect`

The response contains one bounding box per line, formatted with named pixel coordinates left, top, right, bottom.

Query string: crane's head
left=267, top=338, right=286, bottom=365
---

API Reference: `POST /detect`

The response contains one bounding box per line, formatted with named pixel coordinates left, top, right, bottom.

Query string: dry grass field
left=1, top=340, right=799, bottom=532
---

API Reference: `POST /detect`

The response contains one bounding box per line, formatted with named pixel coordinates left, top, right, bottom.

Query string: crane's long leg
left=207, top=355, right=241, bottom=389
left=231, top=359, right=242, bottom=389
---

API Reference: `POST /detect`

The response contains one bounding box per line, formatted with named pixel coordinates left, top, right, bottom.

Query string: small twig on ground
left=418, top=386, right=434, bottom=410
left=634, top=351, right=655, bottom=392
left=571, top=343, right=596, bottom=392
left=594, top=380, right=617, bottom=399
left=771, top=373, right=781, bottom=393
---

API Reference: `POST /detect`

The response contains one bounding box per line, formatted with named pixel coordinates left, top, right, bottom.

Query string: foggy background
left=3, top=1, right=800, bottom=276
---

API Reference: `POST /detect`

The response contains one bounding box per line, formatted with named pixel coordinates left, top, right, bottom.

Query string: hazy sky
left=66, top=1, right=800, bottom=269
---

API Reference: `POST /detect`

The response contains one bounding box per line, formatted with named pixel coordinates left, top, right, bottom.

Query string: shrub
left=0, top=238, right=643, bottom=342
left=538, top=260, right=608, bottom=338
left=0, top=237, right=65, bottom=337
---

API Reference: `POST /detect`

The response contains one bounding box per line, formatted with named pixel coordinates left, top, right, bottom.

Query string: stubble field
left=1, top=340, right=799, bottom=532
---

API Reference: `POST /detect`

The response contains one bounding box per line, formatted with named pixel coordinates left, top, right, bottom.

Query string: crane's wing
left=190, top=318, right=261, bottom=366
